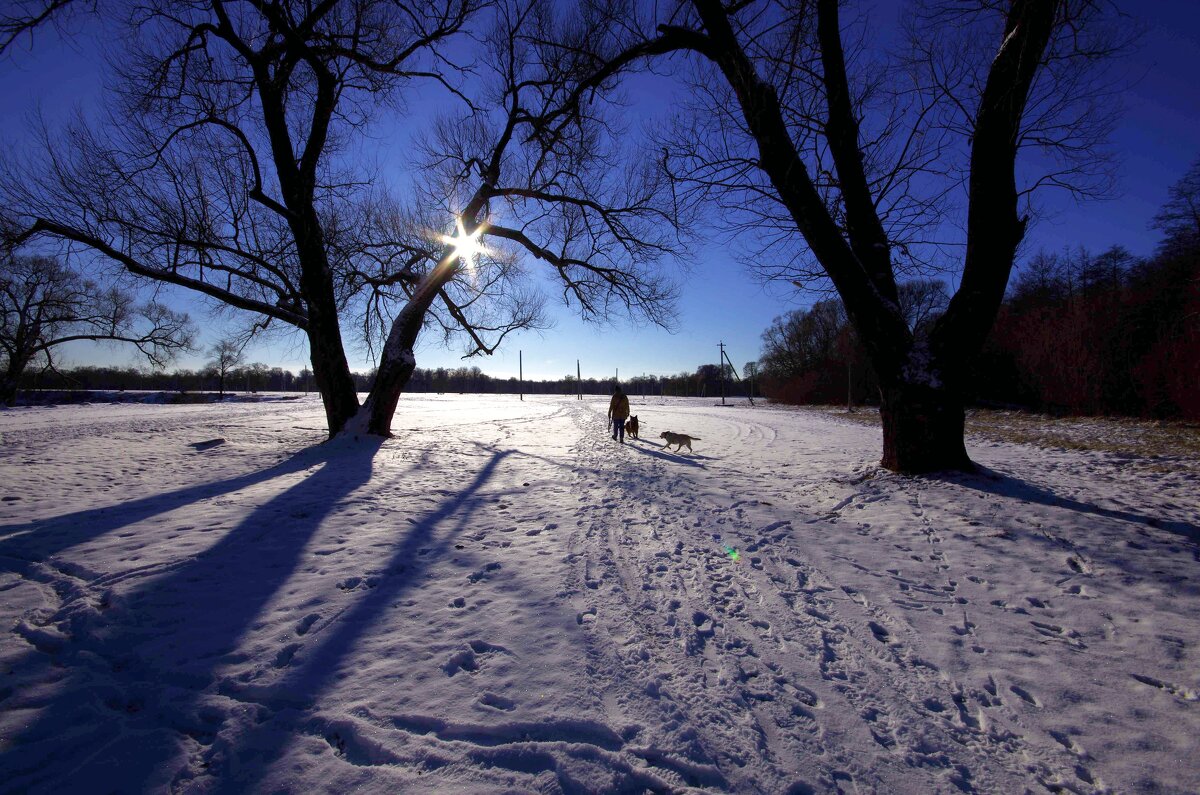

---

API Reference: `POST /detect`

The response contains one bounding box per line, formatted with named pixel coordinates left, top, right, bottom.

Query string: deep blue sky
left=2, top=1, right=1197, bottom=381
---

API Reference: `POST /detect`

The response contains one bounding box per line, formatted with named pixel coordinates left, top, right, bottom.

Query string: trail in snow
left=0, top=394, right=1197, bottom=794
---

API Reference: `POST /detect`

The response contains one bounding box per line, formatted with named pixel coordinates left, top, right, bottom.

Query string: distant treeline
left=16, top=361, right=756, bottom=400
left=758, top=232, right=1200, bottom=420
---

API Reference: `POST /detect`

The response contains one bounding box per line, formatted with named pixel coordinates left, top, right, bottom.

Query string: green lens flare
left=723, top=545, right=740, bottom=562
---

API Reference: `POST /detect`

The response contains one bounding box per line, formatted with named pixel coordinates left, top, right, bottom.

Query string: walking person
left=607, top=383, right=630, bottom=443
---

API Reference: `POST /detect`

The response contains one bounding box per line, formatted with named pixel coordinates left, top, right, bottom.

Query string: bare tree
left=543, top=0, right=1127, bottom=471
left=0, top=251, right=194, bottom=404
left=897, top=279, right=950, bottom=339
left=204, top=337, right=245, bottom=398
left=3, top=0, right=683, bottom=438
left=1152, top=157, right=1200, bottom=253
left=0, top=0, right=97, bottom=52
left=3, top=0, right=481, bottom=436
left=346, top=0, right=685, bottom=434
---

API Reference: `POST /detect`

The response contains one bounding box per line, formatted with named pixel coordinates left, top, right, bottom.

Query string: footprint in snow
left=1130, top=673, right=1199, bottom=702
left=467, top=562, right=502, bottom=583
left=841, top=586, right=867, bottom=606
left=1066, top=556, right=1093, bottom=575
left=442, top=639, right=514, bottom=677
left=443, top=648, right=479, bottom=676
left=1009, top=684, right=1040, bottom=707
left=1031, top=620, right=1086, bottom=648
left=337, top=576, right=380, bottom=591
left=1050, top=729, right=1084, bottom=754
left=980, top=675, right=1002, bottom=703
left=274, top=643, right=302, bottom=668
left=922, top=697, right=946, bottom=713
left=296, top=613, right=320, bottom=635
left=867, top=621, right=892, bottom=644
left=692, top=611, right=715, bottom=637
left=478, top=692, right=516, bottom=711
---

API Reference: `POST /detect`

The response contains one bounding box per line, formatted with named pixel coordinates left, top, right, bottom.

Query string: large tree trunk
left=1, top=355, right=30, bottom=406
left=305, top=313, right=360, bottom=437
left=363, top=338, right=418, bottom=437
left=878, top=380, right=972, bottom=473
left=351, top=205, right=486, bottom=437
left=0, top=374, right=18, bottom=406
left=294, top=224, right=361, bottom=438
left=258, top=71, right=362, bottom=438
left=356, top=264, right=456, bottom=437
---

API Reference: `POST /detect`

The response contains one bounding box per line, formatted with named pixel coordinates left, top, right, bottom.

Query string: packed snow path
left=0, top=395, right=1197, bottom=793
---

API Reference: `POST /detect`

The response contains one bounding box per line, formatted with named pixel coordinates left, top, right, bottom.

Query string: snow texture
left=1, top=395, right=1197, bottom=794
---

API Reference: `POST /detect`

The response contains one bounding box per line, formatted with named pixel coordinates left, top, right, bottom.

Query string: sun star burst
left=440, top=218, right=488, bottom=267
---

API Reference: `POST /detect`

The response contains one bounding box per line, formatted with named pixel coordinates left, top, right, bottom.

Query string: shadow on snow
left=0, top=443, right=343, bottom=567
left=624, top=440, right=707, bottom=469
left=0, top=437, right=388, bottom=791
left=943, top=465, right=1200, bottom=545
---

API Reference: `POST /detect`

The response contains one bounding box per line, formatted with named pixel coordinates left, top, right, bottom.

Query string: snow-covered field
left=1, top=394, right=1197, bottom=794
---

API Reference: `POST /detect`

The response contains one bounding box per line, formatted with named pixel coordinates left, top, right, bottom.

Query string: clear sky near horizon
left=1, top=1, right=1197, bottom=382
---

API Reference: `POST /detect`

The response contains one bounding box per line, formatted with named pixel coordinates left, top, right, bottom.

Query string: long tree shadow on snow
left=934, top=466, right=1200, bottom=597
left=198, top=445, right=535, bottom=792
left=0, top=437, right=385, bottom=792
left=939, top=465, right=1200, bottom=545
left=0, top=441, right=351, bottom=570
left=210, top=443, right=693, bottom=794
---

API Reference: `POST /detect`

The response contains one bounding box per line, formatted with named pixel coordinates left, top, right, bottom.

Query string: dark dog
left=625, top=415, right=639, bottom=439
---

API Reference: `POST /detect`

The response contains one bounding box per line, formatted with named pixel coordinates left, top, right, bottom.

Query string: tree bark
left=679, top=0, right=1060, bottom=474
left=0, top=374, right=18, bottom=406
left=878, top=380, right=971, bottom=473
left=302, top=299, right=360, bottom=437
left=361, top=318, right=421, bottom=437
left=357, top=255, right=460, bottom=437
left=280, top=195, right=360, bottom=436
left=1, top=354, right=31, bottom=406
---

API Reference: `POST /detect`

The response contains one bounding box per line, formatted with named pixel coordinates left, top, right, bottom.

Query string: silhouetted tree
left=1152, top=157, right=1200, bottom=254
left=546, top=0, right=1127, bottom=471
left=0, top=251, right=193, bottom=404
left=3, top=0, right=682, bottom=439
left=353, top=0, right=683, bottom=434
left=3, top=0, right=486, bottom=434
left=204, top=338, right=245, bottom=398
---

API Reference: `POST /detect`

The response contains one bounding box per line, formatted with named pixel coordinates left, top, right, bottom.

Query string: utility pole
left=519, top=350, right=523, bottom=402
left=844, top=360, right=854, bottom=413
left=577, top=360, right=582, bottom=400
left=718, top=341, right=727, bottom=406
left=847, top=358, right=854, bottom=413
